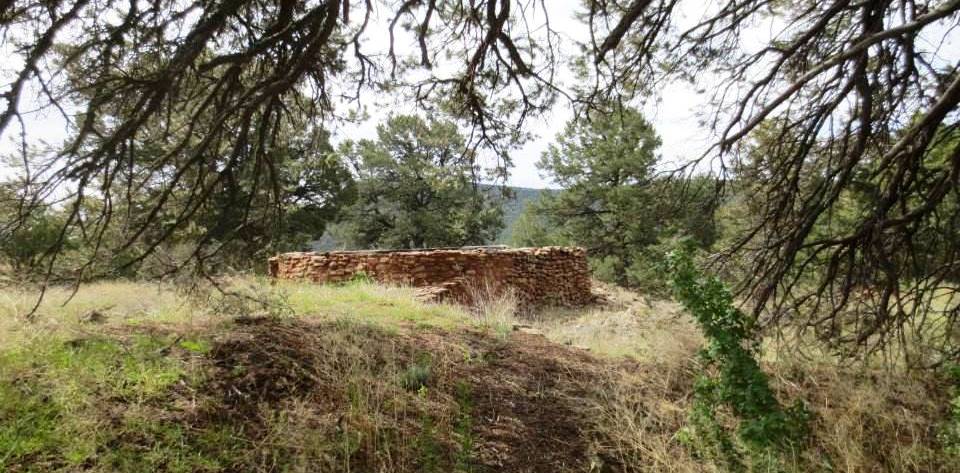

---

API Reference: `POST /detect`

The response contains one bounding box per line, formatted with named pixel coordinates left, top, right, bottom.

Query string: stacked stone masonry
left=268, top=246, right=593, bottom=311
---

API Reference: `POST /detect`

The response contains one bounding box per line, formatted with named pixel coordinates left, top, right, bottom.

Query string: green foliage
left=667, top=244, right=808, bottom=470
left=0, top=183, right=74, bottom=278
left=335, top=115, right=504, bottom=249
left=495, top=186, right=549, bottom=244
left=940, top=365, right=960, bottom=458
left=453, top=381, right=476, bottom=472
left=271, top=129, right=358, bottom=251
left=715, top=124, right=960, bottom=366
left=401, top=354, right=433, bottom=391
left=509, top=202, right=568, bottom=247
left=531, top=106, right=717, bottom=292
left=0, top=125, right=355, bottom=280
left=0, top=332, right=238, bottom=471
left=0, top=206, right=68, bottom=276
left=154, top=124, right=356, bottom=265
left=536, top=106, right=661, bottom=276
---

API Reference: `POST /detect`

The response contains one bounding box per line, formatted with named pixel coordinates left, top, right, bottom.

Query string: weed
left=101, top=415, right=241, bottom=472
left=940, top=365, right=960, bottom=457
left=416, top=411, right=442, bottom=473
left=1, top=277, right=956, bottom=472
left=401, top=354, right=433, bottom=391
left=179, top=338, right=212, bottom=354
left=0, top=379, right=62, bottom=466
left=414, top=380, right=442, bottom=473
left=209, top=279, right=295, bottom=318
left=0, top=329, right=233, bottom=471
left=347, top=271, right=375, bottom=285
left=667, top=245, right=809, bottom=470
left=466, top=277, right=519, bottom=336
left=454, top=381, right=476, bottom=472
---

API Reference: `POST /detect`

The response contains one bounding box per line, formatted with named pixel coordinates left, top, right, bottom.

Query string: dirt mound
left=209, top=317, right=404, bottom=407
left=200, top=317, right=604, bottom=472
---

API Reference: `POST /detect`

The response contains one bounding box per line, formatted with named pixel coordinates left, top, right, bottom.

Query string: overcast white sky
left=0, top=3, right=719, bottom=190
left=325, top=1, right=958, bottom=189
left=12, top=2, right=955, bottom=190
left=325, top=79, right=710, bottom=189
left=321, top=2, right=715, bottom=189
left=501, top=80, right=710, bottom=189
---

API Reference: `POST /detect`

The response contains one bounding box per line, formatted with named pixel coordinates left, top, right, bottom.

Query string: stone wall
left=268, top=246, right=592, bottom=311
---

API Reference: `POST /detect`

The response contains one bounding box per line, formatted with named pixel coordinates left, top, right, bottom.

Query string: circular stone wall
left=268, top=246, right=592, bottom=311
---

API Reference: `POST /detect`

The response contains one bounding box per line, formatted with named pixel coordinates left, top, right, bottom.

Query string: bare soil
left=199, top=317, right=607, bottom=472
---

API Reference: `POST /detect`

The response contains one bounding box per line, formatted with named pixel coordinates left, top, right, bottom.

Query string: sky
left=326, top=76, right=710, bottom=189
left=503, top=80, right=710, bottom=189
left=11, top=2, right=955, bottom=190
left=320, top=2, right=715, bottom=189
left=0, top=3, right=717, bottom=190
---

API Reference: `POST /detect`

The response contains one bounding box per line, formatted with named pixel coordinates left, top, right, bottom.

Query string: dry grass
left=465, top=281, right=702, bottom=360
left=0, top=280, right=211, bottom=351
left=536, top=300, right=701, bottom=361
left=0, top=277, right=472, bottom=346
left=463, top=277, right=521, bottom=336
left=0, top=277, right=956, bottom=472
left=583, top=361, right=702, bottom=473
left=578, top=357, right=954, bottom=473
left=464, top=280, right=956, bottom=472
left=769, top=360, right=953, bottom=472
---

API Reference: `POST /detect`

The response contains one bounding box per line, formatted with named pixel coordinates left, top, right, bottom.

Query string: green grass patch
left=0, top=327, right=233, bottom=471
left=100, top=415, right=242, bottom=473
left=179, top=338, right=212, bottom=354
left=400, top=354, right=433, bottom=391
left=278, top=279, right=471, bottom=329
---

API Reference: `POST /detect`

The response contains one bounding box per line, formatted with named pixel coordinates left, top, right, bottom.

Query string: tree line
left=1, top=107, right=708, bottom=282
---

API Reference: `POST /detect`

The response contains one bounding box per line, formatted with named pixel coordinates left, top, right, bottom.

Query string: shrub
left=940, top=365, right=960, bottom=457
left=666, top=244, right=809, bottom=470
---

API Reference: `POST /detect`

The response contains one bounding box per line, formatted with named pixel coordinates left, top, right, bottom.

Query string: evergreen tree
left=532, top=106, right=715, bottom=289
left=336, top=115, right=503, bottom=249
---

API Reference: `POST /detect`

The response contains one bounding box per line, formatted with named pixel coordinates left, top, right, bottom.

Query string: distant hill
left=310, top=185, right=551, bottom=251
left=493, top=186, right=550, bottom=244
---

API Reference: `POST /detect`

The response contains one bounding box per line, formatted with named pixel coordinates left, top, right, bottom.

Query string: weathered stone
left=267, top=246, right=592, bottom=312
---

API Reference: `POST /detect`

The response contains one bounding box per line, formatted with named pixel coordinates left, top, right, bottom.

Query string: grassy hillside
left=0, top=279, right=955, bottom=472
